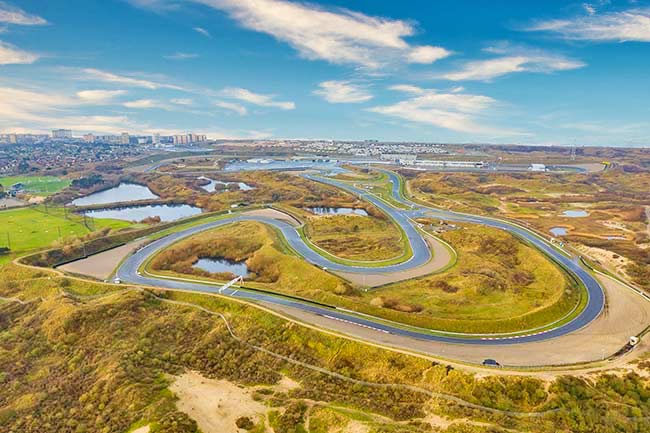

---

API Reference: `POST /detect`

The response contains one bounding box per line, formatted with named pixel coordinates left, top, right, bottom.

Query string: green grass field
left=0, top=175, right=70, bottom=196
left=0, top=206, right=131, bottom=263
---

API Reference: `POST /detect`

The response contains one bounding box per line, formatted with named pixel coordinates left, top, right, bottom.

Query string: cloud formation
left=76, top=89, right=127, bottom=103
left=313, top=80, right=373, bottom=103
left=0, top=40, right=38, bottom=64
left=193, top=26, right=211, bottom=37
left=407, top=45, right=451, bottom=64
left=123, top=99, right=160, bottom=108
left=164, top=51, right=199, bottom=60
left=0, top=2, right=47, bottom=25
left=370, top=85, right=519, bottom=136
left=220, top=86, right=295, bottom=110
left=191, top=0, right=449, bottom=68
left=80, top=68, right=185, bottom=90
left=214, top=99, right=248, bottom=115
left=527, top=8, right=650, bottom=42
left=0, top=86, right=141, bottom=134
left=440, top=46, right=585, bottom=81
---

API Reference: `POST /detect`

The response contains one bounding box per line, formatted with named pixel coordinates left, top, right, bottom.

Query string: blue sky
left=0, top=0, right=649, bottom=146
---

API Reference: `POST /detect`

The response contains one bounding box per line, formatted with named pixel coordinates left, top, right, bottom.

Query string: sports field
left=0, top=206, right=131, bottom=263
left=0, top=175, right=71, bottom=196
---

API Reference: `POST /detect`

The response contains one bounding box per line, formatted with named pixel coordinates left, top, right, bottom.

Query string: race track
left=116, top=170, right=605, bottom=345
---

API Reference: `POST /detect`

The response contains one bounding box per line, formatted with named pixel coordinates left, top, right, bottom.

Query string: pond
left=562, top=210, right=589, bottom=218
left=193, top=257, right=249, bottom=276
left=606, top=235, right=626, bottom=240
left=199, top=177, right=254, bottom=192
left=308, top=207, right=368, bottom=216
left=71, top=183, right=158, bottom=206
left=550, top=227, right=568, bottom=237
left=82, top=204, right=201, bottom=222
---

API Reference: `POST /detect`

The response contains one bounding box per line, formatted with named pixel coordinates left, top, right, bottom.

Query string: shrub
left=235, top=416, right=255, bottom=430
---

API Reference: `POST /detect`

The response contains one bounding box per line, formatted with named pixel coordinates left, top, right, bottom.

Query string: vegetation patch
left=303, top=212, right=405, bottom=261
left=149, top=221, right=353, bottom=296
left=148, top=218, right=577, bottom=334
left=1, top=262, right=649, bottom=433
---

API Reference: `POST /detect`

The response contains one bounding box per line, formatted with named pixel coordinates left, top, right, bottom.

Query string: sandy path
left=58, top=239, right=147, bottom=280
left=170, top=371, right=268, bottom=433
left=241, top=208, right=301, bottom=227
left=259, top=273, right=650, bottom=369
left=334, top=235, right=453, bottom=287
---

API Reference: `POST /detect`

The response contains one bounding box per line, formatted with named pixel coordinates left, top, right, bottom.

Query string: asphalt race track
left=116, top=170, right=605, bottom=345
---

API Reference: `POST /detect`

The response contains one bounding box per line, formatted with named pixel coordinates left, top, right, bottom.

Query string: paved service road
left=116, top=170, right=605, bottom=345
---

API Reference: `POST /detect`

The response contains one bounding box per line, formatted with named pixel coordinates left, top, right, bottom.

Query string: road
left=116, top=170, right=605, bottom=345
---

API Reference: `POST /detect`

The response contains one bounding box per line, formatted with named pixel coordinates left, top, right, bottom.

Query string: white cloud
left=440, top=47, right=585, bottom=81
left=80, top=68, right=185, bottom=90
left=214, top=99, right=248, bottom=115
left=123, top=99, right=160, bottom=109
left=170, top=98, right=193, bottom=105
left=313, top=80, right=372, bottom=103
left=388, top=84, right=426, bottom=95
left=407, top=45, right=451, bottom=64
left=527, top=8, right=650, bottom=42
left=0, top=2, right=47, bottom=25
left=193, top=26, right=211, bottom=37
left=76, top=89, right=127, bottom=103
left=369, top=85, right=521, bottom=136
left=220, top=86, right=295, bottom=110
left=0, top=86, right=141, bottom=134
left=191, top=0, right=448, bottom=68
left=164, top=51, right=199, bottom=60
left=0, top=40, right=38, bottom=64
left=583, top=3, right=597, bottom=16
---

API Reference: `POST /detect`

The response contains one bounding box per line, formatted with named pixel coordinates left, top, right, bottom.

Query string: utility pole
left=570, top=141, right=576, bottom=161
left=6, top=232, right=10, bottom=249
left=57, top=226, right=62, bottom=241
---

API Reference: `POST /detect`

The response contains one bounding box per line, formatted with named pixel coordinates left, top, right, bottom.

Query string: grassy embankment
left=1, top=261, right=649, bottom=433
left=0, top=205, right=131, bottom=265
left=146, top=219, right=579, bottom=335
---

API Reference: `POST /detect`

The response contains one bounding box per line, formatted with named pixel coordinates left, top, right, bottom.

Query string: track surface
left=117, top=171, right=605, bottom=345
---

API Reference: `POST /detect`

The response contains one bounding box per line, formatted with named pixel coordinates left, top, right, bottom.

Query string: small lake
left=550, top=227, right=567, bottom=236
left=71, top=183, right=158, bottom=206
left=562, top=210, right=589, bottom=218
left=199, top=177, right=254, bottom=192
left=606, top=235, right=626, bottom=240
left=308, top=207, right=368, bottom=216
left=193, top=257, right=249, bottom=276
left=83, top=204, right=201, bottom=222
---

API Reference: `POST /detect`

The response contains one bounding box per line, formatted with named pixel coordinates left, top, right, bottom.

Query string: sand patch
left=170, top=371, right=268, bottom=433
left=242, top=208, right=301, bottom=227
left=131, top=425, right=150, bottom=433
left=344, top=420, right=370, bottom=433
left=170, top=371, right=302, bottom=433
left=58, top=239, right=147, bottom=280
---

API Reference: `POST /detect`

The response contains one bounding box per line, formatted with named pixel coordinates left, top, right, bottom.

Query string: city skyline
left=0, top=0, right=649, bottom=146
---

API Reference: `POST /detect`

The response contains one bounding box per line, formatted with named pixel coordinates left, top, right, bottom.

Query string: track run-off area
left=116, top=168, right=608, bottom=348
